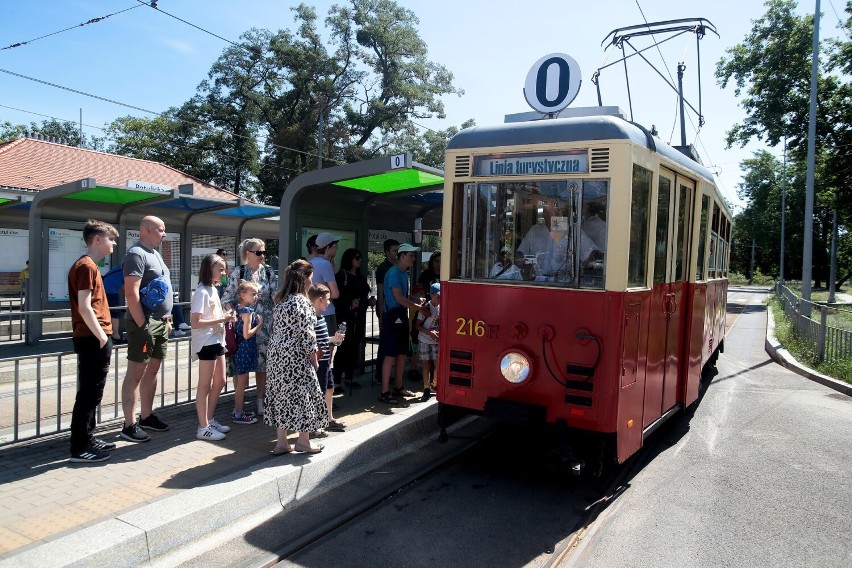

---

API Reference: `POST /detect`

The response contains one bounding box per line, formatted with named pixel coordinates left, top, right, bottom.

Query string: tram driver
left=489, top=247, right=525, bottom=280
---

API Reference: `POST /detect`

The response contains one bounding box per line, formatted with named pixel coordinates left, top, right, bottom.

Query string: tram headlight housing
left=500, top=351, right=531, bottom=384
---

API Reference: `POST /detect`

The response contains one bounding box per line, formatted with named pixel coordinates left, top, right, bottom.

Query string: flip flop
left=294, top=443, right=324, bottom=454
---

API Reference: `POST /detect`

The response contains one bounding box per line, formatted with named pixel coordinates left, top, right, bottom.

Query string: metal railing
left=775, top=283, right=852, bottom=363
left=0, top=305, right=382, bottom=447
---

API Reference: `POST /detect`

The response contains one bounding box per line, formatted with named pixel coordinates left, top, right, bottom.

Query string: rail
left=0, top=305, right=381, bottom=447
left=775, top=283, right=852, bottom=363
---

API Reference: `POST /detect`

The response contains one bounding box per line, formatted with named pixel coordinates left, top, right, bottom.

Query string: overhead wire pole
left=801, top=0, right=820, bottom=316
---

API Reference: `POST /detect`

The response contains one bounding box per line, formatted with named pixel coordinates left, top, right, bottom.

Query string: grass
left=768, top=295, right=852, bottom=384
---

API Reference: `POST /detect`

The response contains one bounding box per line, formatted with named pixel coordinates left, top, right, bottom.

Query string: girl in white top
left=191, top=254, right=236, bottom=441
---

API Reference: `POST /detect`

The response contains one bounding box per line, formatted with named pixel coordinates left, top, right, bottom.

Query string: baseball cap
left=315, top=232, right=341, bottom=248
left=397, top=243, right=420, bottom=253
left=429, top=282, right=441, bottom=296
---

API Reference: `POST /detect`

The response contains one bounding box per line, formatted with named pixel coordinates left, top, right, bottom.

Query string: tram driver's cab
left=464, top=179, right=608, bottom=289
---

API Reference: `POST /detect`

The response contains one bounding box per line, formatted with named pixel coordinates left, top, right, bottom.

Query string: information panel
left=47, top=228, right=112, bottom=302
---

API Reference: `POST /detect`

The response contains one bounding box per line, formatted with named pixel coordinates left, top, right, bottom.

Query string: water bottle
left=333, top=322, right=346, bottom=345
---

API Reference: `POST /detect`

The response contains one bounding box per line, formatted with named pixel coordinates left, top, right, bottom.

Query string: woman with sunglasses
left=332, top=248, right=375, bottom=390
left=221, top=238, right=278, bottom=418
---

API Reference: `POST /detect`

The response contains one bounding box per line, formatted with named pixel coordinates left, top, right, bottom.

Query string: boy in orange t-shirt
left=68, top=219, right=118, bottom=463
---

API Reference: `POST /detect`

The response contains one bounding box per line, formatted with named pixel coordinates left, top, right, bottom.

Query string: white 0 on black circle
left=523, top=53, right=582, bottom=115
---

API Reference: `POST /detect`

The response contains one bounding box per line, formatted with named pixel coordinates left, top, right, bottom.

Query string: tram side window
left=696, top=195, right=710, bottom=281
left=628, top=165, right=652, bottom=288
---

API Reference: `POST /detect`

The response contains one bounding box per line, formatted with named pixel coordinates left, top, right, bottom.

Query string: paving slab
left=0, top=366, right=442, bottom=565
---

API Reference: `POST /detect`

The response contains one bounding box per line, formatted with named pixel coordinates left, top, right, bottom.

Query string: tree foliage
left=97, top=0, right=465, bottom=205
left=0, top=118, right=101, bottom=149
left=716, top=0, right=852, bottom=287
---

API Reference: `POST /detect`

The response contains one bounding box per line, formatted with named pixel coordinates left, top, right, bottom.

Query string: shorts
left=317, top=359, right=333, bottom=391
left=197, top=343, right=226, bottom=360
left=419, top=342, right=439, bottom=362
left=125, top=316, right=169, bottom=363
left=379, top=308, right=411, bottom=358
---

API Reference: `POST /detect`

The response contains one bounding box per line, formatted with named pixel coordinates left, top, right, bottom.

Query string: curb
left=765, top=305, right=852, bottom=397
left=2, top=401, right=466, bottom=568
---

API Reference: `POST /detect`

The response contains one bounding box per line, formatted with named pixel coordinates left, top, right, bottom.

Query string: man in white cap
left=378, top=243, right=431, bottom=404
left=310, top=233, right=342, bottom=389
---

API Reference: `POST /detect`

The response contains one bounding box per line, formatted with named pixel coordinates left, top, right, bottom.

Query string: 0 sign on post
left=523, top=53, right=582, bottom=115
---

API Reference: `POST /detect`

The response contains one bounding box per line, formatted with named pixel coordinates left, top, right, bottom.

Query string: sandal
left=393, top=387, right=416, bottom=397
left=327, top=420, right=346, bottom=432
left=272, top=445, right=292, bottom=455
left=378, top=391, right=399, bottom=405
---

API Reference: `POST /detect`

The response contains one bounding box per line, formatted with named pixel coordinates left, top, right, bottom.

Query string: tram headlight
left=500, top=351, right=531, bottom=384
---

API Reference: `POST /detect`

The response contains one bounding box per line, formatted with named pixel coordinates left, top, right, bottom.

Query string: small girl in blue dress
left=233, top=280, right=262, bottom=424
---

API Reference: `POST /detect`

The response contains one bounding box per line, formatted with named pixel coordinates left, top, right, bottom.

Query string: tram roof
left=447, top=114, right=717, bottom=184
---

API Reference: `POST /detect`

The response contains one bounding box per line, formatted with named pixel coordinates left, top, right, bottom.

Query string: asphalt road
left=566, top=288, right=852, bottom=567
left=273, top=423, right=615, bottom=568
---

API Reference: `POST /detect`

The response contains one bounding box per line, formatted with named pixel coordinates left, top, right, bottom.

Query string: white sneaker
left=197, top=426, right=226, bottom=441
left=208, top=418, right=231, bottom=433
left=178, top=323, right=191, bottom=331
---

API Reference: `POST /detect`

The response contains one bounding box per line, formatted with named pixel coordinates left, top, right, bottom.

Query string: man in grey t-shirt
left=119, top=216, right=174, bottom=443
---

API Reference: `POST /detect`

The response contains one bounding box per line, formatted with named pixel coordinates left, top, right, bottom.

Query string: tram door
left=644, top=170, right=694, bottom=427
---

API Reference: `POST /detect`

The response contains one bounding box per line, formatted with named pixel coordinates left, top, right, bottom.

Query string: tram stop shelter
left=279, top=154, right=444, bottom=263
left=17, top=178, right=279, bottom=343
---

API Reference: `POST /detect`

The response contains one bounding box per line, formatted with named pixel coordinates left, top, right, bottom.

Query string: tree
left=716, top=0, right=852, bottom=287
left=0, top=118, right=102, bottom=148
left=378, top=119, right=475, bottom=169
left=96, top=0, right=464, bottom=205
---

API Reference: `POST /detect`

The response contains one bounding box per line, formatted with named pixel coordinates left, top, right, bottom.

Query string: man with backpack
left=119, top=216, right=173, bottom=443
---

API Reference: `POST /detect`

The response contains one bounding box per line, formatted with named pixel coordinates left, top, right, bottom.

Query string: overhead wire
left=0, top=103, right=108, bottom=132
left=628, top=2, right=739, bottom=208
left=133, top=0, right=241, bottom=48
left=0, top=66, right=348, bottom=168
left=1, top=4, right=143, bottom=51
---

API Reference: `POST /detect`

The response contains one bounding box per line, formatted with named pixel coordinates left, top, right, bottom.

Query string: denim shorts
left=317, top=360, right=334, bottom=391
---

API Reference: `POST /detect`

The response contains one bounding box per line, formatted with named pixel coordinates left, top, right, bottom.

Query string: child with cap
left=413, top=282, right=441, bottom=401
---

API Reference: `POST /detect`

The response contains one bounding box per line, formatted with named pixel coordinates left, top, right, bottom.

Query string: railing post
left=817, top=304, right=827, bottom=363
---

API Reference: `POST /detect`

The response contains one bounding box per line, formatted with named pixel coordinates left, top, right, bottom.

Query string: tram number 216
left=455, top=317, right=486, bottom=337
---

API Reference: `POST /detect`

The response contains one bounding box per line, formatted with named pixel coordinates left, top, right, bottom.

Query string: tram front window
left=460, top=179, right=608, bottom=288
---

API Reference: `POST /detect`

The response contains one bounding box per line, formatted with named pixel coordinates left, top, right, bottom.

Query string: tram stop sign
left=523, top=53, right=582, bottom=115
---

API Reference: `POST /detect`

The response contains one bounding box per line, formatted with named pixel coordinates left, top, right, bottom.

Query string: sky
left=0, top=0, right=845, bottom=212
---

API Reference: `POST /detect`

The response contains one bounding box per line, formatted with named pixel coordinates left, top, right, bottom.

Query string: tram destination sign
left=474, top=150, right=588, bottom=176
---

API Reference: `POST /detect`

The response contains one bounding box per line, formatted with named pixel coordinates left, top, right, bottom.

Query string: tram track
left=227, top=422, right=626, bottom=568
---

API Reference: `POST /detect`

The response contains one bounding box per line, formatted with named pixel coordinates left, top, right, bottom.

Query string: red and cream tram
left=436, top=110, right=732, bottom=466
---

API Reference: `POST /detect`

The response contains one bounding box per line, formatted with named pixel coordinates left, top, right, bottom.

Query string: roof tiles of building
left=0, top=137, right=240, bottom=200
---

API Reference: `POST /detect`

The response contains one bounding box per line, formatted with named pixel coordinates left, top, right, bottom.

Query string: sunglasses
left=248, top=250, right=265, bottom=257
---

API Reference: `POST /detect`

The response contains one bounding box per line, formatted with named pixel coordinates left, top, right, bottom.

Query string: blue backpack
left=140, top=275, right=170, bottom=312
left=102, top=265, right=124, bottom=295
